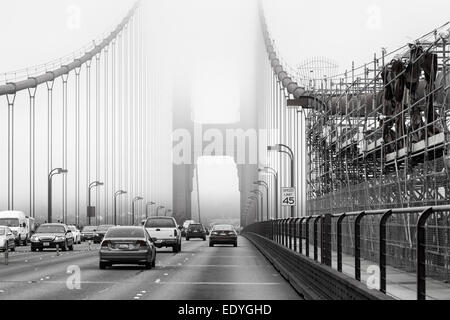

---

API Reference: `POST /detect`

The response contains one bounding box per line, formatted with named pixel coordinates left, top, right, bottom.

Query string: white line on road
left=155, top=281, right=282, bottom=286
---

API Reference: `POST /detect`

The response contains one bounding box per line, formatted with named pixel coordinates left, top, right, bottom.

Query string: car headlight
left=31, top=236, right=39, bottom=242
left=55, top=236, right=65, bottom=242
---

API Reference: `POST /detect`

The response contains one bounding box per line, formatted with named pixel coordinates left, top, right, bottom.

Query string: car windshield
left=98, top=225, right=113, bottom=231
left=213, top=225, right=234, bottom=231
left=82, top=226, right=97, bottom=232
left=145, top=218, right=176, bottom=228
left=36, top=225, right=66, bottom=234
left=0, top=228, right=5, bottom=235
left=0, top=218, right=19, bottom=228
left=106, top=228, right=145, bottom=239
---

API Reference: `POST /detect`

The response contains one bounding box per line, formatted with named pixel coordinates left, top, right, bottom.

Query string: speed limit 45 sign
left=282, top=188, right=296, bottom=206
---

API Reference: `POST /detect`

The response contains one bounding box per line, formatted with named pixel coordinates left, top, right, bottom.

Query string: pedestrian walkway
left=286, top=239, right=450, bottom=300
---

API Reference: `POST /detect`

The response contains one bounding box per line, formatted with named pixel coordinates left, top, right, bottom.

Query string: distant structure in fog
left=296, top=57, right=339, bottom=90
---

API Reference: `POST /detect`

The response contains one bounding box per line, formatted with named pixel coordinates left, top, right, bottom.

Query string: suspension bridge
left=0, top=0, right=449, bottom=301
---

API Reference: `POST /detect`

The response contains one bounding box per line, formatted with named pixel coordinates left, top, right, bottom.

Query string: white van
left=0, top=211, right=35, bottom=246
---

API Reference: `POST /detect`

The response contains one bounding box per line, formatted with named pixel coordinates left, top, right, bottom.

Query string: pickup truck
left=144, top=217, right=181, bottom=253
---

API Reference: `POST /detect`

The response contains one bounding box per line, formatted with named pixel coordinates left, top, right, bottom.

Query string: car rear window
left=106, top=228, right=145, bottom=239
left=98, top=225, right=113, bottom=231
left=188, top=224, right=203, bottom=230
left=212, top=225, right=234, bottom=231
left=82, top=226, right=97, bottom=232
left=145, top=218, right=176, bottom=228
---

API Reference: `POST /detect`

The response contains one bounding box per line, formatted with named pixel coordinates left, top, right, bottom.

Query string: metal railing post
left=322, top=214, right=332, bottom=267
left=379, top=210, right=393, bottom=294
left=288, top=218, right=293, bottom=250
left=299, top=217, right=305, bottom=254
left=314, top=216, right=321, bottom=261
left=337, top=213, right=346, bottom=272
left=417, top=207, right=434, bottom=300
left=305, top=216, right=312, bottom=257
left=355, top=211, right=366, bottom=281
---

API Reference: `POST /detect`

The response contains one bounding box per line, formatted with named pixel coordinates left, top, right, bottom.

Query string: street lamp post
left=248, top=196, right=259, bottom=224
left=114, top=190, right=127, bottom=226
left=146, top=202, right=155, bottom=219
left=132, top=196, right=144, bottom=226
left=156, top=206, right=165, bottom=217
left=268, top=144, right=295, bottom=218
left=254, top=181, right=269, bottom=221
left=48, top=168, right=68, bottom=223
left=259, top=167, right=279, bottom=220
left=88, top=181, right=104, bottom=225
left=250, top=190, right=264, bottom=222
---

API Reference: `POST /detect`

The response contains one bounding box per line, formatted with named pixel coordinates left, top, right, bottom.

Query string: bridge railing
left=243, top=205, right=450, bottom=300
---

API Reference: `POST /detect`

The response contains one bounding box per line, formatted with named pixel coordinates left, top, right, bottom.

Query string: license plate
left=220, top=233, right=226, bottom=236
left=43, top=242, right=50, bottom=247
left=119, top=244, right=129, bottom=250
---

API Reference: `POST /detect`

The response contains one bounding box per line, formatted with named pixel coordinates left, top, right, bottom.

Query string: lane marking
left=155, top=281, right=282, bottom=286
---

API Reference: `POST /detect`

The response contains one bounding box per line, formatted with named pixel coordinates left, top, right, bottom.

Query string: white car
left=0, top=226, right=16, bottom=252
left=68, top=225, right=82, bottom=244
left=145, top=217, right=182, bottom=253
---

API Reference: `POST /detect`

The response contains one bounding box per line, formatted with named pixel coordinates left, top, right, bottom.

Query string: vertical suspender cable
left=124, top=23, right=129, bottom=224
left=118, top=32, right=123, bottom=224
left=75, top=65, right=81, bottom=225
left=86, top=59, right=92, bottom=225
left=6, top=88, right=16, bottom=211
left=62, top=71, right=69, bottom=223
left=95, top=53, right=101, bottom=225
left=46, top=76, right=54, bottom=206
left=28, top=83, right=37, bottom=218
left=104, top=46, right=109, bottom=223
left=112, top=40, right=116, bottom=226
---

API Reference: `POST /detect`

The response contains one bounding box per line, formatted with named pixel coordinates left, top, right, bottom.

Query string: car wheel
left=31, top=247, right=36, bottom=252
left=99, top=262, right=107, bottom=270
left=186, top=238, right=190, bottom=241
left=203, top=237, right=206, bottom=241
left=152, top=257, right=156, bottom=268
left=39, top=248, right=44, bottom=252
left=209, top=243, right=214, bottom=247
left=234, top=242, right=238, bottom=247
left=69, top=243, right=74, bottom=251
left=144, top=261, right=152, bottom=270
left=10, top=245, right=15, bottom=252
left=23, top=239, right=27, bottom=246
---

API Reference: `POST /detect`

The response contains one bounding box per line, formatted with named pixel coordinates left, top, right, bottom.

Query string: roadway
left=0, top=237, right=301, bottom=300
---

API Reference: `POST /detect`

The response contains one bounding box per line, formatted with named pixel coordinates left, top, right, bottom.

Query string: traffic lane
left=0, top=243, right=101, bottom=298
left=140, top=237, right=301, bottom=300
left=0, top=240, right=206, bottom=300
left=90, top=240, right=207, bottom=300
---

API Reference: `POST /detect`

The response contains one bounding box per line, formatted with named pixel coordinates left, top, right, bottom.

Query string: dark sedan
left=186, top=224, right=207, bottom=241
left=99, top=227, right=157, bottom=270
left=209, top=224, right=238, bottom=247
left=30, top=224, right=75, bottom=252
left=94, top=225, right=115, bottom=244
left=81, top=226, right=98, bottom=242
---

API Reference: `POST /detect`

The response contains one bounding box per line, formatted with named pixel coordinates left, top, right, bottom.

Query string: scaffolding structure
left=298, top=26, right=450, bottom=216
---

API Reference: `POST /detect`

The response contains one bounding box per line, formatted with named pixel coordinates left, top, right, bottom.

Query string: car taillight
left=136, top=240, right=148, bottom=248
left=174, top=229, right=178, bottom=237
left=101, top=240, right=111, bottom=248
